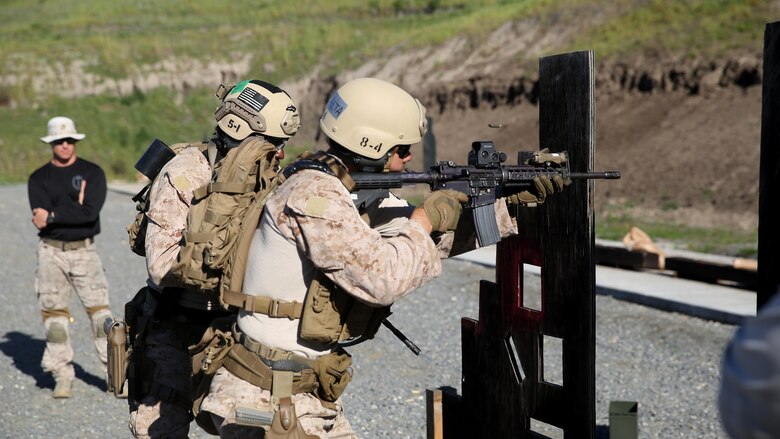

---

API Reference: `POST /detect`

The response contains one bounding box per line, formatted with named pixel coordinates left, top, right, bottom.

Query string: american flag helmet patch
left=237, top=86, right=270, bottom=112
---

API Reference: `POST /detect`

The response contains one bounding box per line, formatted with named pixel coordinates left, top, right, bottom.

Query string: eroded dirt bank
left=286, top=57, right=761, bottom=232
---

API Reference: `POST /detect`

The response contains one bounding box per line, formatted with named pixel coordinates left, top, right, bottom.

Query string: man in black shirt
left=28, top=116, right=114, bottom=399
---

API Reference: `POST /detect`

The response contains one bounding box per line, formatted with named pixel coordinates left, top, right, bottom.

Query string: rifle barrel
left=570, top=171, right=621, bottom=179
left=352, top=169, right=621, bottom=190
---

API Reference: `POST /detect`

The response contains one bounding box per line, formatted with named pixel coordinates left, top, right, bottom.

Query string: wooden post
left=759, top=21, right=780, bottom=310
left=427, top=51, right=597, bottom=437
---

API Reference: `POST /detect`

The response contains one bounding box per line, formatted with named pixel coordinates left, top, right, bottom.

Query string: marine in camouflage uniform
left=127, top=80, right=300, bottom=439
left=28, top=116, right=113, bottom=399
left=128, top=146, right=213, bottom=438
left=198, top=78, right=550, bottom=438
left=201, top=172, right=518, bottom=438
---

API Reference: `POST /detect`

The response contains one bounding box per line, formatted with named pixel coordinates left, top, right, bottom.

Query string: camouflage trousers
left=127, top=327, right=194, bottom=439
left=201, top=367, right=356, bottom=438
left=35, top=239, right=112, bottom=381
left=128, top=289, right=230, bottom=439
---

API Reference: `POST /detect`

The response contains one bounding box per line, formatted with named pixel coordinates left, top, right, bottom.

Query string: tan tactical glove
left=422, top=190, right=469, bottom=232
left=506, top=174, right=570, bottom=207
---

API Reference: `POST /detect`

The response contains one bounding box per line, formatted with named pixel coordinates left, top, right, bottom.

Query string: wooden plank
left=592, top=244, right=757, bottom=290
left=759, top=22, right=780, bottom=310
left=425, top=389, right=443, bottom=439
left=665, top=257, right=758, bottom=289
left=595, top=245, right=661, bottom=270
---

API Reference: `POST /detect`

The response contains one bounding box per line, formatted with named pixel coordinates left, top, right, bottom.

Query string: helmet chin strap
left=215, top=127, right=242, bottom=150
left=328, top=139, right=394, bottom=173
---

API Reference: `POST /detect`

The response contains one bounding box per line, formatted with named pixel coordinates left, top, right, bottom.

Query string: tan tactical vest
left=249, top=151, right=392, bottom=345
left=128, top=137, right=284, bottom=313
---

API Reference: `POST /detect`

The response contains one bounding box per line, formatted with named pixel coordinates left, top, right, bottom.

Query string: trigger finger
left=449, top=190, right=468, bottom=203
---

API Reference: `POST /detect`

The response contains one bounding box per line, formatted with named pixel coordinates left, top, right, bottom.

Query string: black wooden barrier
left=427, top=50, right=596, bottom=438
left=759, top=21, right=780, bottom=310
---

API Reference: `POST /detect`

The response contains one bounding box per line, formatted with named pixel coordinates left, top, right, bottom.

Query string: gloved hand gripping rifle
left=350, top=141, right=621, bottom=247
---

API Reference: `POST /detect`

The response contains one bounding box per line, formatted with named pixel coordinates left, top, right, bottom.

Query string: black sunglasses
left=51, top=138, right=78, bottom=146
left=395, top=144, right=411, bottom=158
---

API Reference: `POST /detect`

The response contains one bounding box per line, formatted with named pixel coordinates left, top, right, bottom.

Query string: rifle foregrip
left=351, top=172, right=434, bottom=190
left=351, top=173, right=405, bottom=189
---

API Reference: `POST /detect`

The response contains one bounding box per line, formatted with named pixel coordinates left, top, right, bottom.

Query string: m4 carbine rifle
left=350, top=140, right=621, bottom=247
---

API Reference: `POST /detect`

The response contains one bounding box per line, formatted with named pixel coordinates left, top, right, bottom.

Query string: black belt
left=148, top=287, right=224, bottom=313
left=41, top=237, right=93, bottom=251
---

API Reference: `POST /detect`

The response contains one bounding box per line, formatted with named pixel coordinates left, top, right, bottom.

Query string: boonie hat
left=40, top=116, right=86, bottom=143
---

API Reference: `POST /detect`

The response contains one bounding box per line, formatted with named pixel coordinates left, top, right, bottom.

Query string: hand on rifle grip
left=420, top=190, right=468, bottom=232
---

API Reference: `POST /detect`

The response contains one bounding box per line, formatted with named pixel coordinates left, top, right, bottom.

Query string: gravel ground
left=0, top=183, right=736, bottom=438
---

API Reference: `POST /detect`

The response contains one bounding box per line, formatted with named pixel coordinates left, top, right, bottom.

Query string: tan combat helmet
left=214, top=80, right=300, bottom=141
left=320, top=77, right=427, bottom=171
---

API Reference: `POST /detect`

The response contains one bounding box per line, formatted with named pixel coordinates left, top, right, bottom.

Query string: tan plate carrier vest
left=189, top=152, right=392, bottom=436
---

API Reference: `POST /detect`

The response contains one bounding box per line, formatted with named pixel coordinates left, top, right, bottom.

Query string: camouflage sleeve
left=434, top=197, right=518, bottom=258
left=284, top=174, right=442, bottom=306
left=144, top=149, right=211, bottom=289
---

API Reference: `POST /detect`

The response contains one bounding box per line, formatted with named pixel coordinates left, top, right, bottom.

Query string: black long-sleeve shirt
left=28, top=157, right=106, bottom=241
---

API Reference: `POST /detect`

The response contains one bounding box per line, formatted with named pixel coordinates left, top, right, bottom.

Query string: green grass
left=572, top=0, right=770, bottom=58
left=0, top=88, right=220, bottom=182
left=596, top=211, right=758, bottom=258
left=1, top=0, right=770, bottom=180
left=0, top=0, right=769, bottom=253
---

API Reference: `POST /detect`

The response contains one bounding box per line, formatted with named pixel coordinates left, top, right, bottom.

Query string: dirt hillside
left=282, top=23, right=763, bottom=234
left=4, top=19, right=762, bottom=234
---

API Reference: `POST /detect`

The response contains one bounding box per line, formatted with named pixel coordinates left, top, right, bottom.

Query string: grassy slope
left=1, top=0, right=770, bottom=181
left=0, top=0, right=771, bottom=254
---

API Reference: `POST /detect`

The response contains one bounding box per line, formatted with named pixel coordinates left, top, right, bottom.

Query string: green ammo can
left=609, top=400, right=638, bottom=439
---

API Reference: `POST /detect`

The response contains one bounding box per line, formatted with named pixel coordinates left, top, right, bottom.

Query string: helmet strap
left=327, top=139, right=391, bottom=173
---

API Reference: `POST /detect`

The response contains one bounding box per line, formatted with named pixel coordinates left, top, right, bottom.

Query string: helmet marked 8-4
left=320, top=78, right=427, bottom=171
left=215, top=79, right=300, bottom=141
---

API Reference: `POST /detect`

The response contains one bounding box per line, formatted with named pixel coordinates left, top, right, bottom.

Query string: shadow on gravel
left=0, top=331, right=107, bottom=392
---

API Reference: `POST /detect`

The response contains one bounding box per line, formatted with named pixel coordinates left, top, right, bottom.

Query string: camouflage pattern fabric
left=129, top=146, right=212, bottom=438
left=236, top=169, right=443, bottom=358
left=35, top=239, right=111, bottom=380
left=204, top=167, right=517, bottom=435
left=127, top=325, right=194, bottom=439
left=201, top=368, right=356, bottom=439
left=144, top=146, right=211, bottom=290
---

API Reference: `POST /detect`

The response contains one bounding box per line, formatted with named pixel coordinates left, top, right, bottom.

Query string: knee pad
left=46, top=321, right=68, bottom=343
left=91, top=309, right=113, bottom=338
